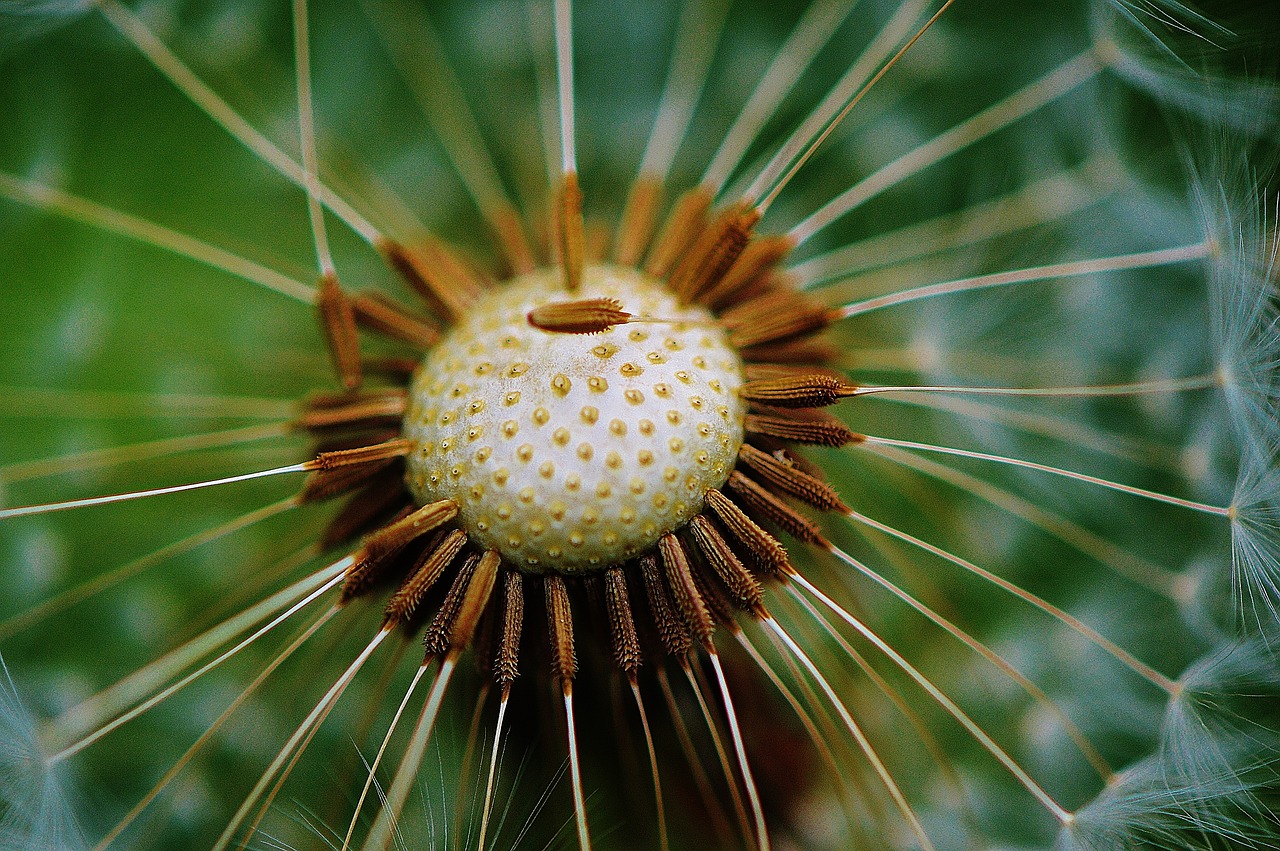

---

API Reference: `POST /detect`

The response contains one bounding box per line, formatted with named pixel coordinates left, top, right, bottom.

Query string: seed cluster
left=403, top=266, right=746, bottom=573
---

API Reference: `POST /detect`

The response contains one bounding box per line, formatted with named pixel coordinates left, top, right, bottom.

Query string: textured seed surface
left=404, top=265, right=745, bottom=573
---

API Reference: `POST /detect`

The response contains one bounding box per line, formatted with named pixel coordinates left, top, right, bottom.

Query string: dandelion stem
left=216, top=627, right=391, bottom=850
left=0, top=386, right=295, bottom=420
left=707, top=650, right=771, bottom=851
left=821, top=540, right=1113, bottom=779
left=343, top=661, right=431, bottom=851
left=564, top=686, right=592, bottom=851
left=628, top=679, right=669, bottom=851
left=859, top=433, right=1230, bottom=515
left=833, top=242, right=1213, bottom=318
left=743, top=0, right=929, bottom=205
left=702, top=0, right=859, bottom=194
left=762, top=616, right=936, bottom=850
left=639, top=0, right=730, bottom=181
left=361, top=0, right=535, bottom=272
left=789, top=51, right=1103, bottom=244
left=49, top=558, right=352, bottom=761
left=756, top=0, right=956, bottom=213
left=362, top=654, right=458, bottom=851
left=0, top=172, right=316, bottom=304
left=292, top=0, right=334, bottom=276
left=475, top=686, right=511, bottom=851
left=791, top=154, right=1123, bottom=286
left=0, top=462, right=309, bottom=520
left=655, top=666, right=735, bottom=848
left=0, top=498, right=298, bottom=643
left=846, top=375, right=1220, bottom=398
left=731, top=630, right=859, bottom=830
left=95, top=0, right=381, bottom=244
left=836, top=497, right=1179, bottom=691
left=95, top=606, right=338, bottom=851
left=684, top=661, right=754, bottom=845
left=785, top=578, right=1073, bottom=824
left=0, top=421, right=295, bottom=485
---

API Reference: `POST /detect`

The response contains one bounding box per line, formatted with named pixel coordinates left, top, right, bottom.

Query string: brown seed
left=744, top=407, right=861, bottom=446
left=737, top=443, right=849, bottom=512
left=489, top=199, right=536, bottom=276
left=725, top=294, right=836, bottom=349
left=528, top=298, right=633, bottom=335
left=614, top=173, right=664, bottom=267
left=317, top=271, right=363, bottom=392
left=449, top=550, right=501, bottom=651
left=703, top=488, right=791, bottom=577
left=659, top=533, right=714, bottom=649
left=307, top=437, right=412, bottom=472
left=297, top=392, right=407, bottom=432
left=351, top=290, right=441, bottom=349
left=689, top=515, right=763, bottom=609
left=557, top=171, right=586, bottom=294
left=699, top=233, right=795, bottom=309
left=739, top=374, right=857, bottom=408
left=639, top=553, right=692, bottom=657
left=740, top=338, right=840, bottom=365
left=422, top=552, right=480, bottom=652
left=382, top=528, right=467, bottom=625
left=668, top=202, right=760, bottom=304
left=645, top=185, right=713, bottom=278
left=545, top=574, right=577, bottom=682
left=495, top=570, right=524, bottom=686
left=727, top=470, right=826, bottom=545
left=378, top=237, right=475, bottom=324
left=320, top=472, right=409, bottom=550
left=604, top=566, right=643, bottom=674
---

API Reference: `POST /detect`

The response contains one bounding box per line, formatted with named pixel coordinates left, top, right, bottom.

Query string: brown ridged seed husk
left=558, top=172, right=586, bottom=294
left=362, top=499, right=460, bottom=564
left=659, top=533, right=714, bottom=648
left=645, top=185, right=713, bottom=278
left=614, top=174, right=664, bottom=267
left=604, top=567, right=643, bottom=674
left=744, top=407, right=861, bottom=446
left=739, top=374, right=855, bottom=408
left=449, top=550, right=501, bottom=651
left=725, top=294, right=836, bottom=349
left=382, top=528, right=467, bottom=625
left=703, top=489, right=792, bottom=576
left=740, top=337, right=840, bottom=365
left=669, top=202, right=759, bottom=303
left=490, top=200, right=536, bottom=275
left=321, top=474, right=409, bottom=550
left=699, top=233, right=795, bottom=309
left=639, top=553, right=692, bottom=657
left=297, top=393, right=407, bottom=432
left=351, top=291, right=441, bottom=349
left=727, top=470, right=827, bottom=545
left=298, top=456, right=397, bottom=504
left=689, top=515, right=763, bottom=609
left=308, top=437, right=411, bottom=472
left=423, top=551, right=479, bottom=654
left=737, top=444, right=849, bottom=512
left=527, top=298, right=632, bottom=334
left=495, top=570, right=524, bottom=686
left=378, top=238, right=472, bottom=324
left=545, top=575, right=577, bottom=682
left=317, top=271, right=363, bottom=392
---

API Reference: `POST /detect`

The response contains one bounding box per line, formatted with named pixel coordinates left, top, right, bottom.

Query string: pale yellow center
left=403, top=265, right=746, bottom=573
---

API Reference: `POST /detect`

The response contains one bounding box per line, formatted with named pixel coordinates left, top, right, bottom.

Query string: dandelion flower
left=0, top=1, right=1278, bottom=849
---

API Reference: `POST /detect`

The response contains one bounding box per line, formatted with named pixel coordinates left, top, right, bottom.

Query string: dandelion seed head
left=404, top=265, right=745, bottom=572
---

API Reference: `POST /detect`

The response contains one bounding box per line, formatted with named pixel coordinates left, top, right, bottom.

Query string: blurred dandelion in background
left=0, top=0, right=1278, bottom=849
